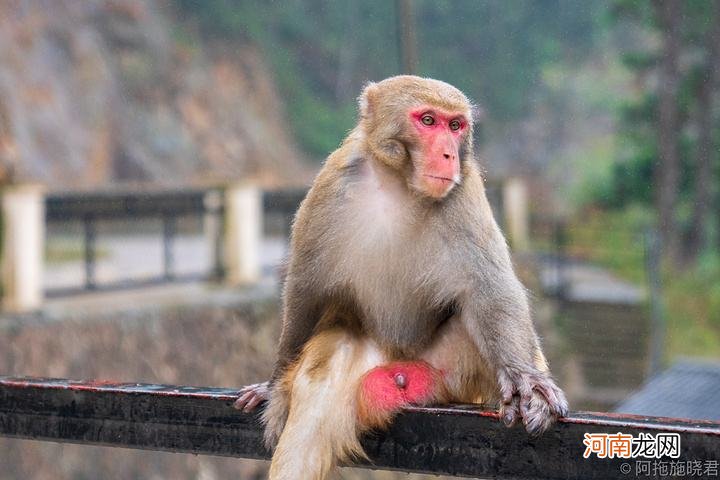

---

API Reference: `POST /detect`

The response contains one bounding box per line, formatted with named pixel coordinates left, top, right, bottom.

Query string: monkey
left=235, top=75, right=568, bottom=479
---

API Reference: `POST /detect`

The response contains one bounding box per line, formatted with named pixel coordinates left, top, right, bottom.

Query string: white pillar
left=224, top=184, right=262, bottom=285
left=502, top=177, right=529, bottom=252
left=1, top=183, right=45, bottom=312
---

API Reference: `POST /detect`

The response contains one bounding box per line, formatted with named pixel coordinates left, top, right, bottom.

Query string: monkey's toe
left=499, top=395, right=521, bottom=427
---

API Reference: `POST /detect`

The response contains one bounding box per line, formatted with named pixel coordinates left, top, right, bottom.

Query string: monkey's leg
left=460, top=306, right=568, bottom=435
left=268, top=328, right=385, bottom=480
left=420, top=316, right=497, bottom=404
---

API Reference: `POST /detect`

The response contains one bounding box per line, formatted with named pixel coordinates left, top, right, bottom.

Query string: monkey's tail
left=266, top=329, right=383, bottom=480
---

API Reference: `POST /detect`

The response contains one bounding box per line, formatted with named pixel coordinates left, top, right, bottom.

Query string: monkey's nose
left=443, top=153, right=450, bottom=159
left=394, top=372, right=407, bottom=389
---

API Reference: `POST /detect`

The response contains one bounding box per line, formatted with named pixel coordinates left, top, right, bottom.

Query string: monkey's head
left=358, top=75, right=475, bottom=200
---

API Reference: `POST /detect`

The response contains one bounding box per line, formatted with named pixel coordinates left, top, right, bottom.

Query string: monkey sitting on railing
left=235, top=75, right=568, bottom=480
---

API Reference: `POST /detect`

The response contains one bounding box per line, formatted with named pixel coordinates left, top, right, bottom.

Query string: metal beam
left=1, top=376, right=718, bottom=479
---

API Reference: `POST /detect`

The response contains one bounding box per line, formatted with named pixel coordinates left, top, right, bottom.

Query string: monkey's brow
left=414, top=107, right=467, bottom=121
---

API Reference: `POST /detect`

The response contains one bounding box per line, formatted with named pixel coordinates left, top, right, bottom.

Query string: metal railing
left=45, top=190, right=225, bottom=295
left=43, top=188, right=308, bottom=296
left=1, top=376, right=718, bottom=479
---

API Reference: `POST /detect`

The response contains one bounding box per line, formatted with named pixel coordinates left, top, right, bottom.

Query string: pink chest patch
left=359, top=361, right=440, bottom=412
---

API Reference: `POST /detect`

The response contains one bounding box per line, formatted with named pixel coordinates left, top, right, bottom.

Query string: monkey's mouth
left=424, top=174, right=455, bottom=184
left=422, top=174, right=457, bottom=198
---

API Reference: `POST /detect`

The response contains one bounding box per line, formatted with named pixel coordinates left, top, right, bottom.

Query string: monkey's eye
left=421, top=114, right=435, bottom=126
left=449, top=119, right=461, bottom=131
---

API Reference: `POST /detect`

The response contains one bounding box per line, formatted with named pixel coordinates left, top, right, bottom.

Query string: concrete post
left=203, top=190, right=224, bottom=279
left=502, top=177, right=529, bottom=252
left=1, top=183, right=45, bottom=312
left=224, top=184, right=261, bottom=285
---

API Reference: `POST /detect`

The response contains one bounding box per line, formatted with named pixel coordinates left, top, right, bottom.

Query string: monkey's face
left=406, top=106, right=469, bottom=199
left=359, top=76, right=474, bottom=201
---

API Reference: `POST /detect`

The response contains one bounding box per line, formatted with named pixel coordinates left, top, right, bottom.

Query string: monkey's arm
left=269, top=172, right=341, bottom=381
left=272, top=272, right=325, bottom=380
left=234, top=178, right=333, bottom=412
left=460, top=241, right=568, bottom=435
left=233, top=271, right=324, bottom=412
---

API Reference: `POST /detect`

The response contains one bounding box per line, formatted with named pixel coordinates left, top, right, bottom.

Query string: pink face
left=410, top=106, right=468, bottom=198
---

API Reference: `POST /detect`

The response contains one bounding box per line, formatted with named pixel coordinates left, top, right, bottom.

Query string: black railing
left=45, top=190, right=224, bottom=295
left=44, top=188, right=309, bottom=296
left=1, top=376, right=718, bottom=479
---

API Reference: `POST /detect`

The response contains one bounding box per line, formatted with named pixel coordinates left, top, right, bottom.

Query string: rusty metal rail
left=1, top=376, right=718, bottom=479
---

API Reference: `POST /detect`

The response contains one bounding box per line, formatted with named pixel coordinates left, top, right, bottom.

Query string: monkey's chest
left=336, top=233, right=453, bottom=356
left=332, top=170, right=455, bottom=355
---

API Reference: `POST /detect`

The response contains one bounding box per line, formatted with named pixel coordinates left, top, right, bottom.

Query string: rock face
left=0, top=0, right=307, bottom=191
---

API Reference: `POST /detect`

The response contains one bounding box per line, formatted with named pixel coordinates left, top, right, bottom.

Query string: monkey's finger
left=238, top=382, right=261, bottom=394
left=233, top=390, right=255, bottom=410
left=243, top=393, right=263, bottom=413
left=497, top=372, right=518, bottom=404
left=519, top=392, right=533, bottom=421
left=531, top=379, right=569, bottom=417
left=521, top=388, right=561, bottom=436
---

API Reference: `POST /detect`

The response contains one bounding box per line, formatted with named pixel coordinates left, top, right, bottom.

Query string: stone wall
left=0, top=288, right=278, bottom=480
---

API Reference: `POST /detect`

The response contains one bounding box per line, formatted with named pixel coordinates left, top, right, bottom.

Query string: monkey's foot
left=233, top=381, right=270, bottom=412
left=498, top=370, right=568, bottom=436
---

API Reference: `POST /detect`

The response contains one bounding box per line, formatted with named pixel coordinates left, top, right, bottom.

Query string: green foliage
left=666, top=251, right=720, bottom=358
left=591, top=0, right=720, bottom=216
left=568, top=209, right=720, bottom=358
left=45, top=242, right=108, bottom=264
left=566, top=207, right=653, bottom=283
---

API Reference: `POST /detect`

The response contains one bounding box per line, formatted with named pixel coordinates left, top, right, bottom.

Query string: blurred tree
left=609, top=0, right=720, bottom=265
left=652, top=0, right=682, bottom=265
left=173, top=0, right=603, bottom=158
left=396, top=0, right=418, bottom=75
left=685, top=0, right=720, bottom=262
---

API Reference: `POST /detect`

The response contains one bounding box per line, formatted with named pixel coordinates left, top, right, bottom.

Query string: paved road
left=44, top=233, right=288, bottom=292
left=538, top=256, right=646, bottom=304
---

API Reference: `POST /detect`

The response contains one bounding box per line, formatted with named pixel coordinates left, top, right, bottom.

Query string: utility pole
left=396, top=0, right=418, bottom=75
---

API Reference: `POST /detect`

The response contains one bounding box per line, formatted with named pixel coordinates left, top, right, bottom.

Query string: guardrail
left=1, top=376, right=718, bottom=479
left=43, top=187, right=308, bottom=296
left=45, top=189, right=225, bottom=294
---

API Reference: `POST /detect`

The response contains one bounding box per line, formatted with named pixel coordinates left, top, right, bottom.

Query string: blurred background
left=0, top=0, right=718, bottom=478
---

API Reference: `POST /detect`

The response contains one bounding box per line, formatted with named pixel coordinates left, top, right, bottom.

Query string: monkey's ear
left=358, top=82, right=379, bottom=120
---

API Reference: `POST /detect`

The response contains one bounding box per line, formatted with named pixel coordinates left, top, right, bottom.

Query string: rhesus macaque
left=235, top=75, right=568, bottom=479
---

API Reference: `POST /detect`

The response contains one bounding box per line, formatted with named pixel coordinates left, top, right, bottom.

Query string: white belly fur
left=328, top=160, right=454, bottom=349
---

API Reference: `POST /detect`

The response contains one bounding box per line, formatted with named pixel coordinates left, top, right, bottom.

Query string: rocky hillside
left=0, top=0, right=308, bottom=191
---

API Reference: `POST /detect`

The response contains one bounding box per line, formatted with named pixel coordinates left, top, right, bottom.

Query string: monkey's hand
left=233, top=381, right=270, bottom=413
left=498, top=370, right=568, bottom=436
